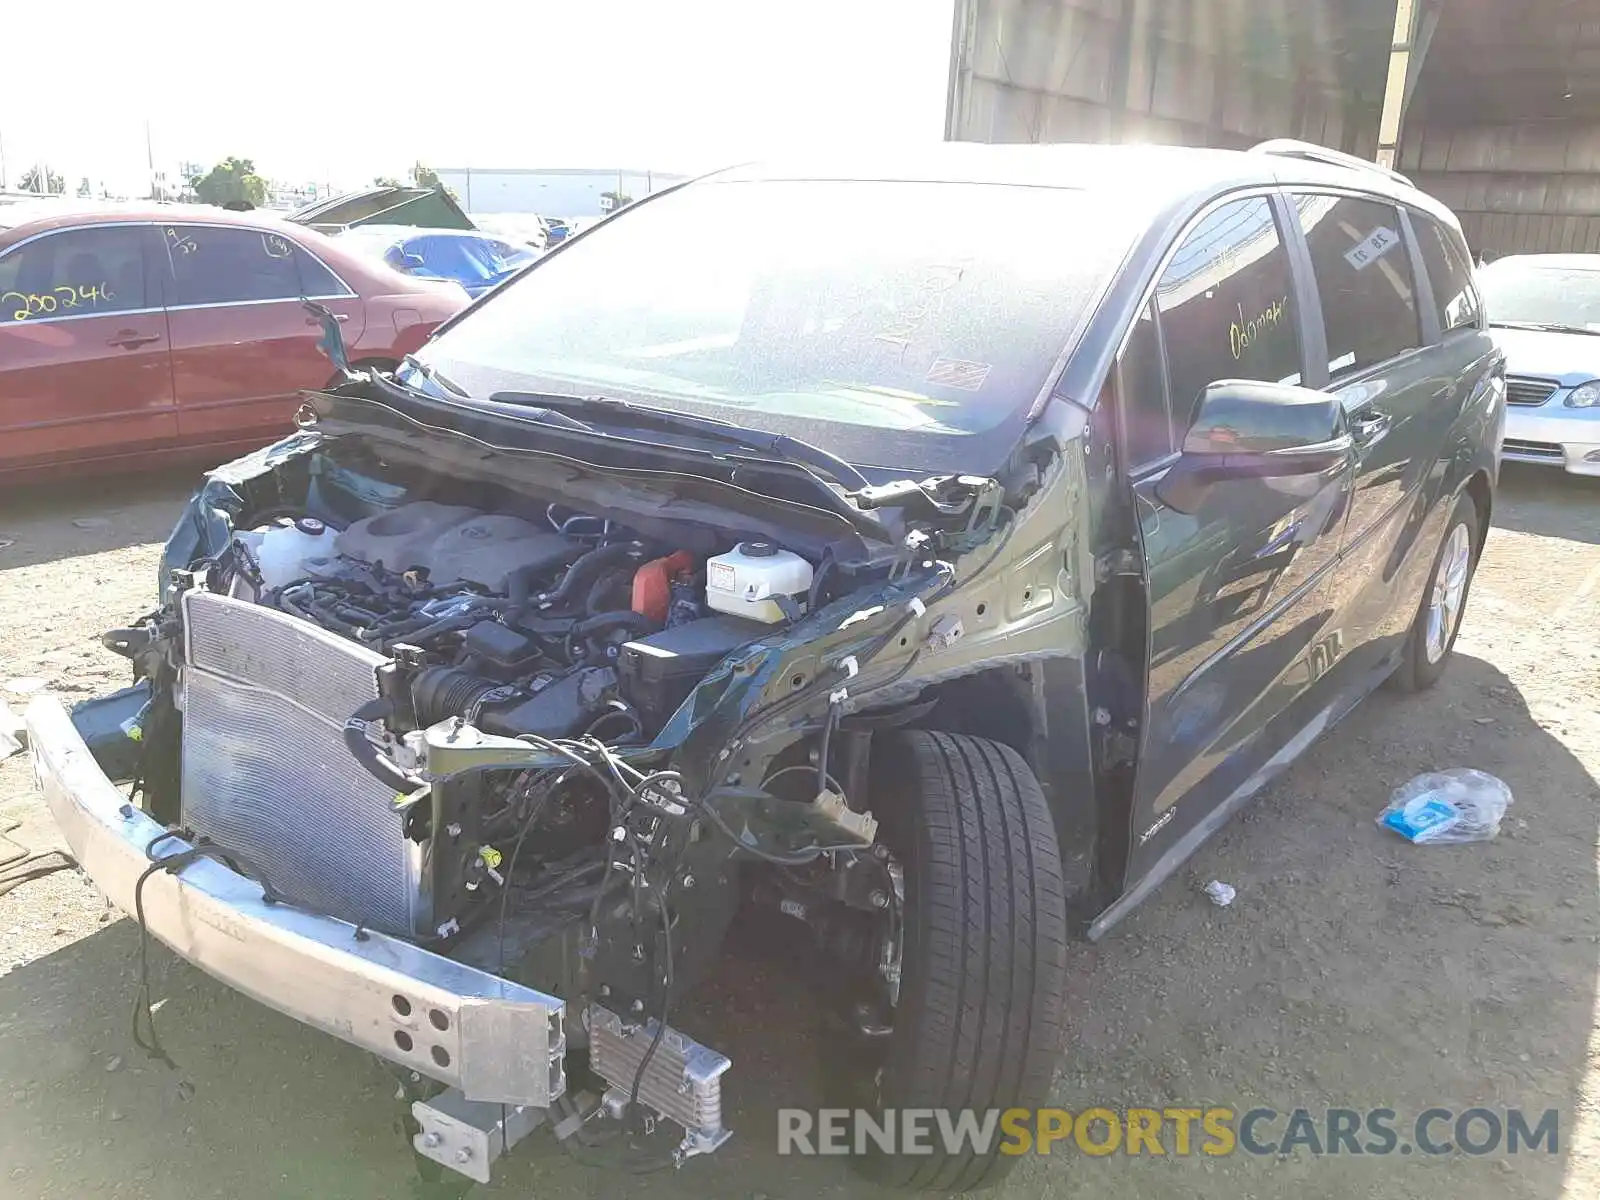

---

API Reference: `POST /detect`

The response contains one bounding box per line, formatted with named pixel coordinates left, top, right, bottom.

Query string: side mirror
left=1156, top=380, right=1350, bottom=513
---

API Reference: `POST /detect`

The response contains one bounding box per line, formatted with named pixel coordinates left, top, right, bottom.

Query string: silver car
left=1478, top=253, right=1600, bottom=476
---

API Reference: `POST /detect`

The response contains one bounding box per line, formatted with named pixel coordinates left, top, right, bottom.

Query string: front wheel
left=855, top=730, right=1069, bottom=1190
left=1390, top=493, right=1480, bottom=692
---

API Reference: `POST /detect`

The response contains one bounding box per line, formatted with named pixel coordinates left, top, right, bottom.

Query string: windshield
left=1479, top=259, right=1600, bottom=332
left=416, top=178, right=1139, bottom=471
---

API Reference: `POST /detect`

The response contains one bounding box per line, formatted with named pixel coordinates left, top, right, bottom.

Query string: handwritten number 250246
left=2, top=282, right=116, bottom=322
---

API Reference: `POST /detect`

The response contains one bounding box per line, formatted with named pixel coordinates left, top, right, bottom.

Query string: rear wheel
left=1390, top=493, right=1479, bottom=692
left=854, top=730, right=1069, bottom=1190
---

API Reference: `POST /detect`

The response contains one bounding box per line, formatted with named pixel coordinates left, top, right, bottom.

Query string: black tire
left=857, top=730, right=1069, bottom=1191
left=1390, top=493, right=1480, bottom=692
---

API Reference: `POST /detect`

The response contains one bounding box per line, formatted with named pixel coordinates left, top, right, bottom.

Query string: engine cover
left=179, top=589, right=432, bottom=936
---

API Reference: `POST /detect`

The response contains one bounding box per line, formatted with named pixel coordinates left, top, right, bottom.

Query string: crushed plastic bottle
left=1203, top=880, right=1236, bottom=907
left=1377, top=769, right=1513, bottom=844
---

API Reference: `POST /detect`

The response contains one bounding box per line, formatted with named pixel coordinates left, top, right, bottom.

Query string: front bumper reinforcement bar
left=25, top=695, right=566, bottom=1108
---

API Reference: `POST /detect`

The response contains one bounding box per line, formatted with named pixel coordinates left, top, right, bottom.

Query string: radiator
left=180, top=590, right=430, bottom=936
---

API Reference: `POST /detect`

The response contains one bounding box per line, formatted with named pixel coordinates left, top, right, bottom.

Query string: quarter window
left=1154, top=196, right=1302, bottom=439
left=1413, top=214, right=1481, bottom=333
left=0, top=226, right=151, bottom=324
left=1291, top=194, right=1421, bottom=375
left=1118, top=301, right=1172, bottom=467
left=164, top=225, right=303, bottom=306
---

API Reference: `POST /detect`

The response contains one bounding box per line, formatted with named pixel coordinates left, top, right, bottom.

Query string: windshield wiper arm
left=1490, top=320, right=1600, bottom=336
left=400, top=354, right=471, bottom=398
left=391, top=365, right=597, bottom=432
left=489, top=391, right=870, bottom=490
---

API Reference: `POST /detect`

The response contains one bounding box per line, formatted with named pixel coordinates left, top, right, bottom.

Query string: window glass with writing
left=1155, top=196, right=1301, bottom=437
left=165, top=225, right=302, bottom=306
left=0, top=226, right=149, bottom=324
left=1291, top=194, right=1421, bottom=375
left=1413, top=214, right=1480, bottom=334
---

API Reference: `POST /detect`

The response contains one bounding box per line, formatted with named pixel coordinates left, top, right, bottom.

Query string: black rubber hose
left=342, top=698, right=421, bottom=793
left=573, top=609, right=659, bottom=640
left=535, top=542, right=644, bottom=613
left=504, top=544, right=591, bottom=611
left=584, top=565, right=636, bottom=616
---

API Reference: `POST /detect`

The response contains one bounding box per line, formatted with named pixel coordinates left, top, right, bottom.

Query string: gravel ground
left=1, top=465, right=1596, bottom=1200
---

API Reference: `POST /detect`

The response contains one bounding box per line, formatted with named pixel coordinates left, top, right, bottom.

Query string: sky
left=2, top=1, right=954, bottom=196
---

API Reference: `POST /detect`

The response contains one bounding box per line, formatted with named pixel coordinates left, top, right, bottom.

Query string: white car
left=1479, top=253, right=1600, bottom=476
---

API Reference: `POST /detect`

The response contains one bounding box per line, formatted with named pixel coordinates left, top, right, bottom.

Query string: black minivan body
left=32, top=141, right=1503, bottom=1191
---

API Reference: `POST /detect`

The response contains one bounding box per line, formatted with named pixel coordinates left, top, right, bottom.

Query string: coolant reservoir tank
left=704, top=541, right=812, bottom=624
left=255, top=518, right=333, bottom=589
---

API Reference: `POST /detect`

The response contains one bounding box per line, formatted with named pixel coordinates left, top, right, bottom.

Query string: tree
left=411, top=162, right=458, bottom=200
left=189, top=157, right=268, bottom=208
left=77, top=177, right=93, bottom=197
left=373, top=175, right=402, bottom=188
left=19, top=165, right=65, bottom=194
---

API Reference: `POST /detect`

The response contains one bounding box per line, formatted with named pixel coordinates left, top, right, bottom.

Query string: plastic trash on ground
left=1377, top=769, right=1513, bottom=844
left=1203, top=880, right=1236, bottom=907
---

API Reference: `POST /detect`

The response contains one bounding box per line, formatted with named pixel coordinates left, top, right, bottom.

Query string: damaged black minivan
left=28, top=141, right=1502, bottom=1190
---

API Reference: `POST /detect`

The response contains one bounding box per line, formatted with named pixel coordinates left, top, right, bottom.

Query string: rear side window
left=294, top=246, right=349, bottom=296
left=1291, top=194, right=1421, bottom=376
left=165, top=225, right=302, bottom=305
left=0, top=226, right=151, bottom=324
left=1413, top=215, right=1481, bottom=333
left=1155, top=195, right=1302, bottom=436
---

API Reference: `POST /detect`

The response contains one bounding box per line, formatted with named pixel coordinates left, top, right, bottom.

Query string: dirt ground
left=1, top=464, right=1596, bottom=1200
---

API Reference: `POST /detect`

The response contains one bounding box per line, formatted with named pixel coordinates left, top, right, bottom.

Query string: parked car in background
left=1477, top=253, right=1600, bottom=476
left=469, top=212, right=549, bottom=252
left=336, top=225, right=538, bottom=299
left=0, top=203, right=467, bottom=484
left=541, top=215, right=572, bottom=245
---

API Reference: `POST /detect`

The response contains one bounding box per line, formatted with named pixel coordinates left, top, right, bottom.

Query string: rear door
left=0, top=223, right=175, bottom=473
left=160, top=223, right=362, bottom=447
left=1283, top=193, right=1442, bottom=661
left=1123, top=193, right=1353, bottom=873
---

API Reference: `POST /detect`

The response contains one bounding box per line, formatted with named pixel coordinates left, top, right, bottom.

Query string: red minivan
left=0, top=203, right=468, bottom=483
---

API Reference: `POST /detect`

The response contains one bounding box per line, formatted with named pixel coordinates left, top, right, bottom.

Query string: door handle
left=1351, top=412, right=1391, bottom=445
left=305, top=313, right=349, bottom=326
left=107, top=330, right=161, bottom=349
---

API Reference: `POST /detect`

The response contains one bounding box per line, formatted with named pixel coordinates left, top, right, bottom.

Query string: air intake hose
left=342, top=697, right=423, bottom=793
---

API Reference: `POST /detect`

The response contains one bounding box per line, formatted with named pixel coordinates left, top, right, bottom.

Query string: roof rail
left=1248, top=139, right=1414, bottom=188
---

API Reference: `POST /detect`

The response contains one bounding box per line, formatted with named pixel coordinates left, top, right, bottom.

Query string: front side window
left=1155, top=195, right=1302, bottom=433
left=416, top=178, right=1143, bottom=470
left=165, top=225, right=301, bottom=306
left=0, top=225, right=150, bottom=324
left=1291, top=194, right=1421, bottom=376
left=1414, top=215, right=1480, bottom=333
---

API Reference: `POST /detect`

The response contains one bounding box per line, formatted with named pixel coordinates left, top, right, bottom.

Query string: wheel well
left=916, top=667, right=1035, bottom=760
left=1464, top=470, right=1492, bottom=557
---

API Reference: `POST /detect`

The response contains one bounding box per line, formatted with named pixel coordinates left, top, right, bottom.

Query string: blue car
left=335, top=225, right=538, bottom=299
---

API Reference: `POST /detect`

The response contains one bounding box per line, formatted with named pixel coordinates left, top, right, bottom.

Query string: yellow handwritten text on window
left=3, top=283, right=116, bottom=321
left=1230, top=296, right=1288, bottom=361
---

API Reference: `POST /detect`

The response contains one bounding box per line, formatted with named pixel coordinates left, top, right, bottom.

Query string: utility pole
left=0, top=129, right=6, bottom=191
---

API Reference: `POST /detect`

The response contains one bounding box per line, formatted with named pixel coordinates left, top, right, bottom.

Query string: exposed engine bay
left=93, top=415, right=1033, bottom=1180
left=223, top=499, right=796, bottom=744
